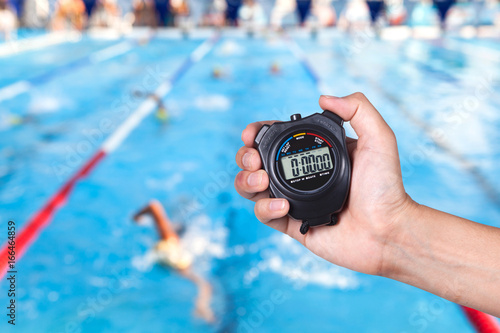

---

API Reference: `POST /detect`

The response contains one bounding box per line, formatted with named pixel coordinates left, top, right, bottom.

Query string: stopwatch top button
left=290, top=114, right=302, bottom=121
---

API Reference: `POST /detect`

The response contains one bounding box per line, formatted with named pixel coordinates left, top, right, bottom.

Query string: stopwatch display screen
left=281, top=146, right=333, bottom=180
left=276, top=132, right=335, bottom=191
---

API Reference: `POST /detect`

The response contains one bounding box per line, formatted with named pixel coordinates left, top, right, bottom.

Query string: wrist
left=378, top=194, right=422, bottom=279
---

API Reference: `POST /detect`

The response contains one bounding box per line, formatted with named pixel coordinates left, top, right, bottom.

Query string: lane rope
left=0, top=31, right=81, bottom=58
left=0, top=34, right=148, bottom=104
left=0, top=33, right=220, bottom=278
left=284, top=33, right=500, bottom=333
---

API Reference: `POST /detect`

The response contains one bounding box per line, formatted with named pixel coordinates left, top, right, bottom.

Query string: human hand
left=234, top=93, right=417, bottom=276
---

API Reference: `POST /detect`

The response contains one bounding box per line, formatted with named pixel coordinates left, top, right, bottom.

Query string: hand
left=234, top=93, right=417, bottom=276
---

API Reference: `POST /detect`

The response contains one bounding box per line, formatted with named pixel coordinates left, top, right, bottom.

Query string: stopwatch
left=254, top=111, right=351, bottom=234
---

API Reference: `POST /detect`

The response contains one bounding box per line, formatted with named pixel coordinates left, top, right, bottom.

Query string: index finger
left=241, top=121, right=278, bottom=147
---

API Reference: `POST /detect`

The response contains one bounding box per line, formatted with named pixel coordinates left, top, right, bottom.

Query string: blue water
left=0, top=30, right=499, bottom=332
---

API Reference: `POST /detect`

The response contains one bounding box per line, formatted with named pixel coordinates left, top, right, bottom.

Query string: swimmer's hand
left=235, top=93, right=413, bottom=276
left=235, top=93, right=500, bottom=317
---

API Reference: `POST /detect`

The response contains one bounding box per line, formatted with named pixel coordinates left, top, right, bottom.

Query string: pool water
left=0, top=29, right=499, bottom=332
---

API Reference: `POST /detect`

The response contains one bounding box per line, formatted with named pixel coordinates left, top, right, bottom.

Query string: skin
left=134, top=200, right=215, bottom=323
left=234, top=93, right=500, bottom=317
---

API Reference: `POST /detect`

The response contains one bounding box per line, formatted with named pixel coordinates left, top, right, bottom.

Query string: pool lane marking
left=0, top=150, right=106, bottom=277
left=0, top=38, right=143, bottom=104
left=101, top=90, right=166, bottom=152
left=437, top=38, right=500, bottom=64
left=0, top=31, right=81, bottom=58
left=285, top=35, right=500, bottom=333
left=0, top=81, right=31, bottom=103
left=284, top=35, right=332, bottom=96
left=286, top=37, right=321, bottom=86
left=89, top=41, right=134, bottom=63
left=366, top=41, right=500, bottom=208
left=0, top=34, right=220, bottom=279
left=102, top=35, right=218, bottom=153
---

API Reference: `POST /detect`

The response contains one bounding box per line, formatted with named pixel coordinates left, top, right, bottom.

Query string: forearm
left=383, top=203, right=500, bottom=317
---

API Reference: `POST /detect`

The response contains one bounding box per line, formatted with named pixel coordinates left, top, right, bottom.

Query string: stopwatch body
left=254, top=111, right=351, bottom=234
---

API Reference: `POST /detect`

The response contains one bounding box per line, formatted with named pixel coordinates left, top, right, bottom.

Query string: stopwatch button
left=290, top=114, right=302, bottom=121
left=254, top=124, right=270, bottom=146
left=322, top=110, right=344, bottom=126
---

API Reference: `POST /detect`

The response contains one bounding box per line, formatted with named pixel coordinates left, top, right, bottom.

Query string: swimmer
left=235, top=93, right=500, bottom=317
left=155, top=104, right=169, bottom=123
left=132, top=90, right=169, bottom=123
left=212, top=65, right=224, bottom=79
left=133, top=200, right=215, bottom=323
left=270, top=61, right=281, bottom=75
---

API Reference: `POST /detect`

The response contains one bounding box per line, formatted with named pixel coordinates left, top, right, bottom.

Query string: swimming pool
left=0, top=29, right=499, bottom=332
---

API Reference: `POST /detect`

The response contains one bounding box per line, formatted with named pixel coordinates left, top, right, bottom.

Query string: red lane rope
left=0, top=150, right=106, bottom=277
left=462, top=307, right=500, bottom=333
left=0, top=36, right=219, bottom=278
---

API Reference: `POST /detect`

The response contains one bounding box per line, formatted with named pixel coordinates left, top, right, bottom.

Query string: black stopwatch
left=254, top=111, right=351, bottom=234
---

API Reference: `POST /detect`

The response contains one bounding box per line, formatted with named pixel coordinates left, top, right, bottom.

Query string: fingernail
left=269, top=199, right=285, bottom=211
left=242, top=153, right=252, bottom=169
left=321, top=95, right=337, bottom=99
left=247, top=172, right=262, bottom=187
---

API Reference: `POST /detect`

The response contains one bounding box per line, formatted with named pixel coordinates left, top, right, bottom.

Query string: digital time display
left=280, top=147, right=333, bottom=180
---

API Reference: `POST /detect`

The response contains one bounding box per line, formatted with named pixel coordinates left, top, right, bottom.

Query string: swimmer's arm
left=180, top=270, right=215, bottom=322
left=383, top=204, right=500, bottom=317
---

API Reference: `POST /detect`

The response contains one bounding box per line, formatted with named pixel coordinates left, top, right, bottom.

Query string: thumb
left=319, top=93, right=395, bottom=148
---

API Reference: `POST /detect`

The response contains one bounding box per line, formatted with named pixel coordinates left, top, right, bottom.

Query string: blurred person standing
left=385, top=0, right=406, bottom=25
left=21, top=0, right=50, bottom=28
left=51, top=0, right=87, bottom=30
left=225, top=0, right=242, bottom=25
left=82, top=0, right=96, bottom=18
left=270, top=0, right=295, bottom=29
left=478, top=0, right=500, bottom=26
left=154, top=0, right=169, bottom=26
left=410, top=0, right=439, bottom=27
left=238, top=0, right=266, bottom=28
left=0, top=0, right=17, bottom=40
left=170, top=0, right=190, bottom=27
left=296, top=0, right=312, bottom=25
left=133, top=0, right=157, bottom=26
left=310, top=0, right=336, bottom=27
left=88, top=0, right=121, bottom=28
left=365, top=0, right=384, bottom=27
left=338, top=0, right=370, bottom=31
left=433, top=0, right=456, bottom=30
left=201, top=0, right=226, bottom=26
